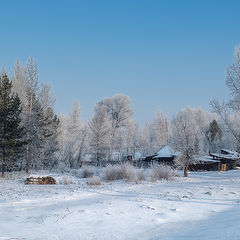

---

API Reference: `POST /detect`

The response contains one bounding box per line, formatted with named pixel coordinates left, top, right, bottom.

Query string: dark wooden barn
left=190, top=149, right=240, bottom=172
left=189, top=156, right=221, bottom=172
left=136, top=147, right=239, bottom=171
left=210, top=150, right=239, bottom=171
left=139, top=146, right=177, bottom=167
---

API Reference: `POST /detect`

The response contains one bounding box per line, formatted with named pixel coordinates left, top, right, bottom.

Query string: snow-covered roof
left=207, top=148, right=240, bottom=161
left=154, top=146, right=178, bottom=158
left=221, top=149, right=239, bottom=158
left=221, top=149, right=236, bottom=155
left=211, top=153, right=239, bottom=160
left=194, top=155, right=220, bottom=163
left=210, top=148, right=240, bottom=160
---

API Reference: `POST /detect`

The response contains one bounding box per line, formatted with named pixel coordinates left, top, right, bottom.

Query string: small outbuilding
left=189, top=156, right=221, bottom=171
left=152, top=146, right=177, bottom=165
left=210, top=149, right=239, bottom=171
left=141, top=146, right=178, bottom=167
left=190, top=149, right=240, bottom=172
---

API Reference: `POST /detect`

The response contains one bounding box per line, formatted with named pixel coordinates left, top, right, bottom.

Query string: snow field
left=0, top=170, right=239, bottom=240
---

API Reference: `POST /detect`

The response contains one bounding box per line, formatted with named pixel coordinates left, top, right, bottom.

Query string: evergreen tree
left=25, top=91, right=44, bottom=172
left=0, top=73, right=26, bottom=176
left=41, top=107, right=60, bottom=169
left=12, top=58, right=60, bottom=172
left=206, top=119, right=222, bottom=153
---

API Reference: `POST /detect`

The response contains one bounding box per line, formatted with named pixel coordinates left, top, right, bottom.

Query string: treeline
left=1, top=46, right=240, bottom=176
left=0, top=58, right=59, bottom=176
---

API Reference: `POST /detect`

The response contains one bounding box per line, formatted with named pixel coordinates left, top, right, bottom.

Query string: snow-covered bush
left=137, top=168, right=145, bottom=181
left=148, top=163, right=175, bottom=181
left=104, top=164, right=123, bottom=181
left=121, top=163, right=137, bottom=181
left=86, top=176, right=101, bottom=186
left=58, top=175, right=73, bottom=185
left=103, top=163, right=144, bottom=182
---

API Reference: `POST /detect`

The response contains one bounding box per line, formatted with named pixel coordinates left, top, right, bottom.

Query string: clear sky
left=0, top=0, right=240, bottom=124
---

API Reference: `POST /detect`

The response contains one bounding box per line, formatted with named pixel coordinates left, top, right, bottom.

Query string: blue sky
left=0, top=0, right=240, bottom=123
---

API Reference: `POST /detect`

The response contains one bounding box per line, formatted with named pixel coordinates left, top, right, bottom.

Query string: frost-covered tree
left=152, top=110, right=170, bottom=150
left=41, top=110, right=59, bottom=169
left=12, top=58, right=59, bottom=172
left=211, top=46, right=240, bottom=152
left=12, top=60, right=28, bottom=103
left=22, top=58, right=43, bottom=172
left=38, top=84, right=59, bottom=169
left=171, top=107, right=204, bottom=177
left=139, top=123, right=155, bottom=156
left=76, top=122, right=88, bottom=167
left=89, top=104, right=111, bottom=165
left=123, top=119, right=140, bottom=159
left=145, top=109, right=170, bottom=153
left=0, top=72, right=26, bottom=176
left=66, top=101, right=82, bottom=168
left=57, top=113, right=69, bottom=169
left=137, top=110, right=170, bottom=157
left=97, top=94, right=133, bottom=160
left=58, top=102, right=89, bottom=169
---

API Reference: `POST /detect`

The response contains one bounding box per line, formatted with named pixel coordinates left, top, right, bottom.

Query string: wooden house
left=210, top=149, right=239, bottom=171
left=190, top=149, right=239, bottom=172
left=189, top=156, right=221, bottom=171
left=140, top=146, right=177, bottom=167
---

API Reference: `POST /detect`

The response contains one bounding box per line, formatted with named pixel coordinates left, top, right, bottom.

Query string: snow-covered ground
left=0, top=170, right=240, bottom=240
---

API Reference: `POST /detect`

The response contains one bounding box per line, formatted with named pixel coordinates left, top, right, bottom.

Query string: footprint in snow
left=139, top=205, right=155, bottom=210
left=147, top=206, right=156, bottom=210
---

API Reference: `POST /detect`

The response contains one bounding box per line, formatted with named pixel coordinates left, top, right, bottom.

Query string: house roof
left=210, top=149, right=240, bottom=160
left=193, top=155, right=220, bottom=163
left=154, top=146, right=178, bottom=158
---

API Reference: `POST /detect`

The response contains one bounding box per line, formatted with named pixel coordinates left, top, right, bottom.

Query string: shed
left=209, top=149, right=239, bottom=170
left=189, top=156, right=221, bottom=171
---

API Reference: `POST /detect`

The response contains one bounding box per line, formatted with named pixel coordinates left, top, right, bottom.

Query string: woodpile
left=25, top=176, right=56, bottom=185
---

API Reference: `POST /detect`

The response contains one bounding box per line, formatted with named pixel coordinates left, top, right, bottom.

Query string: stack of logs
left=25, top=176, right=56, bottom=185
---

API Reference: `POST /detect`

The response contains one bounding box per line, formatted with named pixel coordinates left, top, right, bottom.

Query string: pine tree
left=12, top=58, right=60, bottom=172
left=41, top=107, right=60, bottom=169
left=0, top=73, right=26, bottom=176
left=206, top=119, right=222, bottom=153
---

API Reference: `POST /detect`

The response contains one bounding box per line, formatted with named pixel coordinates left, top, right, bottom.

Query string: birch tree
left=12, top=57, right=42, bottom=172
left=12, top=58, right=59, bottom=171
left=97, top=94, right=133, bottom=160
left=123, top=119, right=140, bottom=159
left=171, top=107, right=203, bottom=177
left=211, top=46, right=240, bottom=152
left=151, top=110, right=170, bottom=151
left=89, top=104, right=111, bottom=165
left=67, top=101, right=81, bottom=168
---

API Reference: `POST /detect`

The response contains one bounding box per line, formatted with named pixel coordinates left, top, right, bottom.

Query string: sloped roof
left=194, top=155, right=220, bottom=163
left=211, top=149, right=240, bottom=160
left=154, top=146, right=178, bottom=158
